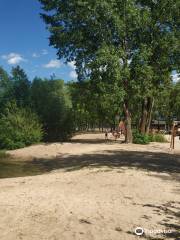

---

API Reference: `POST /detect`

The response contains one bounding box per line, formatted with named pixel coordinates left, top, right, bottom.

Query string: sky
left=0, top=0, right=179, bottom=83
left=0, top=0, right=77, bottom=81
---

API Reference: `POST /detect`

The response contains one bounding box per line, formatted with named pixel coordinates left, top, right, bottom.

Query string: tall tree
left=39, top=0, right=143, bottom=142
left=31, top=78, right=73, bottom=141
left=11, top=66, right=30, bottom=107
left=134, top=0, right=180, bottom=133
left=40, top=0, right=179, bottom=142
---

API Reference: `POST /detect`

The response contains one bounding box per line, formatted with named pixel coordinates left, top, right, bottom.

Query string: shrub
left=0, top=103, right=43, bottom=150
left=132, top=130, right=150, bottom=144
left=148, top=133, right=154, bottom=142
left=148, top=133, right=167, bottom=143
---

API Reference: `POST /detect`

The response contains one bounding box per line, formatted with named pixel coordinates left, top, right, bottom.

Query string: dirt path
left=1, top=134, right=180, bottom=240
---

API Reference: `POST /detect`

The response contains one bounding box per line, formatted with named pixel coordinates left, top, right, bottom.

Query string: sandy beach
left=1, top=133, right=180, bottom=240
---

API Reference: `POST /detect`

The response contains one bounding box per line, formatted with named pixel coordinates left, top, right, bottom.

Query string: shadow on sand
left=1, top=147, right=180, bottom=238
left=139, top=202, right=180, bottom=239
left=1, top=146, right=180, bottom=182
left=70, top=138, right=123, bottom=144
left=31, top=149, right=180, bottom=182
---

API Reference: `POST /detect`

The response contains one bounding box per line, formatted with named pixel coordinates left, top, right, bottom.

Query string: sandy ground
left=7, top=133, right=180, bottom=159
left=1, top=133, right=180, bottom=240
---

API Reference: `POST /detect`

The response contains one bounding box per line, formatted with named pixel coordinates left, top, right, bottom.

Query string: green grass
left=0, top=150, right=10, bottom=159
left=0, top=151, right=47, bottom=179
left=148, top=133, right=168, bottom=143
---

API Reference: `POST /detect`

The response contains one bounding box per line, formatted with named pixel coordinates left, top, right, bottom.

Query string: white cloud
left=32, top=53, right=40, bottom=58
left=43, top=59, right=61, bottom=68
left=32, top=50, right=48, bottom=58
left=68, top=61, right=76, bottom=69
left=70, top=70, right=77, bottom=79
left=2, top=53, right=26, bottom=65
left=42, top=49, right=48, bottom=55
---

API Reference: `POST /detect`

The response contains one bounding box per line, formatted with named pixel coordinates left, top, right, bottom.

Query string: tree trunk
left=140, top=98, right=148, bottom=134
left=145, top=97, right=154, bottom=134
left=140, top=97, right=154, bottom=134
left=123, top=101, right=133, bottom=143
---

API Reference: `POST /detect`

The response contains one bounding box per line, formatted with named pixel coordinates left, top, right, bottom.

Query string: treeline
left=0, top=65, right=179, bottom=149
left=0, top=66, right=73, bottom=149
left=69, top=79, right=180, bottom=132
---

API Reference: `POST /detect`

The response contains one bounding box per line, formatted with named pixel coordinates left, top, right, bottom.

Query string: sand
left=1, top=133, right=180, bottom=240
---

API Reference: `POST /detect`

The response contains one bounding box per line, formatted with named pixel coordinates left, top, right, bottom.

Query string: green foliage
left=132, top=130, right=150, bottom=145
left=148, top=133, right=154, bottom=142
left=0, top=67, right=13, bottom=111
left=0, top=67, right=10, bottom=90
left=148, top=133, right=167, bottom=143
left=0, top=66, right=31, bottom=112
left=133, top=130, right=167, bottom=144
left=170, top=81, right=180, bottom=120
left=40, top=0, right=179, bottom=143
left=11, top=66, right=31, bottom=107
left=0, top=103, right=43, bottom=150
left=31, top=78, right=74, bottom=141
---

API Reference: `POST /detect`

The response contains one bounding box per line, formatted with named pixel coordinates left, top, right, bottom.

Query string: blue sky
left=0, top=0, right=77, bottom=81
left=0, top=0, right=179, bottom=83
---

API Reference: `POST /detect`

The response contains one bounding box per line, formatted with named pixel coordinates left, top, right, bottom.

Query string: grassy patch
left=0, top=152, right=47, bottom=179
left=148, top=134, right=168, bottom=143
left=0, top=151, right=10, bottom=159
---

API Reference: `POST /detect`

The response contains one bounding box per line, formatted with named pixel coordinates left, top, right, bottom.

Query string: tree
left=132, top=0, right=180, bottom=133
left=31, top=78, right=73, bottom=141
left=68, top=79, right=123, bottom=132
left=11, top=65, right=31, bottom=107
left=39, top=0, right=143, bottom=142
left=40, top=0, right=179, bottom=142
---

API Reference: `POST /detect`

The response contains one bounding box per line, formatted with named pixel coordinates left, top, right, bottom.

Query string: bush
left=148, top=133, right=167, bottom=143
left=132, top=130, right=150, bottom=144
left=148, top=133, right=154, bottom=142
left=0, top=103, right=43, bottom=150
